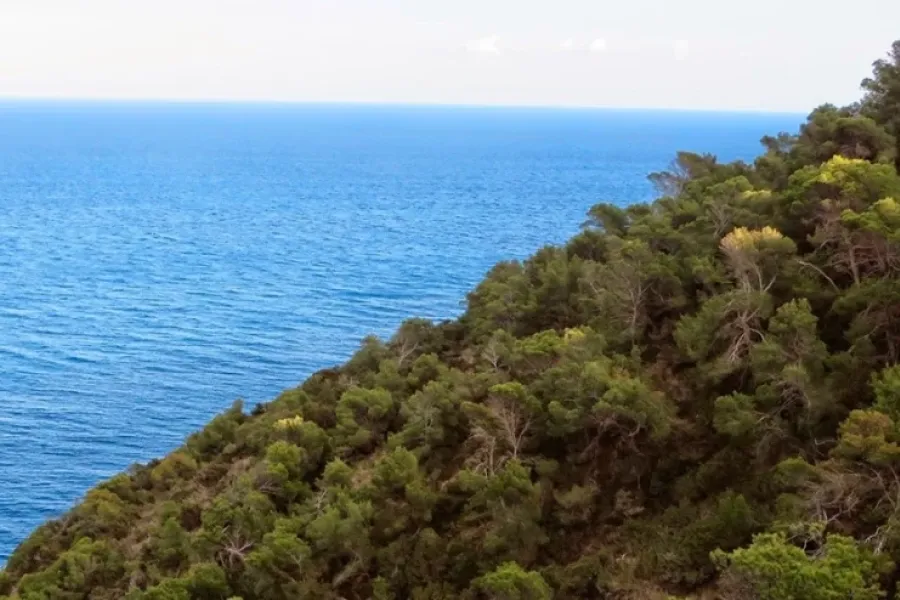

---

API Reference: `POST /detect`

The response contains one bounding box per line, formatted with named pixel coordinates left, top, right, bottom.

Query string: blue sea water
left=0, top=102, right=801, bottom=560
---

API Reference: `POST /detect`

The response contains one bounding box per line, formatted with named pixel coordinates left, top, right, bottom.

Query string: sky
left=0, top=0, right=898, bottom=112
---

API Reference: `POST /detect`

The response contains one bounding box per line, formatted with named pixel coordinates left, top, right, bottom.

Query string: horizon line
left=0, top=95, right=807, bottom=117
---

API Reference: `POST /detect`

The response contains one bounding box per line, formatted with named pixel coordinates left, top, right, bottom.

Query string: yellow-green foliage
left=273, top=415, right=304, bottom=430
left=720, top=225, right=784, bottom=251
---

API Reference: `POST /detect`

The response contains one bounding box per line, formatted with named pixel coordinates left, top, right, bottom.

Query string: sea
left=0, top=102, right=802, bottom=560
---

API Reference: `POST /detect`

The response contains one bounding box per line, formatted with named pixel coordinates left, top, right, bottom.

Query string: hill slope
left=4, top=42, right=900, bottom=600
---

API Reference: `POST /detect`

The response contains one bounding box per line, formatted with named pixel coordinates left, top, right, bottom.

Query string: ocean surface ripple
left=0, top=102, right=801, bottom=559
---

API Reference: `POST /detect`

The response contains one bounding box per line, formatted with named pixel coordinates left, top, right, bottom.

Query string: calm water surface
left=0, top=102, right=801, bottom=559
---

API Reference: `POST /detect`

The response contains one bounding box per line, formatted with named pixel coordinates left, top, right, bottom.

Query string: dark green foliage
left=5, top=40, right=900, bottom=600
left=862, top=40, right=900, bottom=171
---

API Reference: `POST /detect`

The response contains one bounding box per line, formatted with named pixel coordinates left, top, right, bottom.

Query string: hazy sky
left=1, top=0, right=898, bottom=112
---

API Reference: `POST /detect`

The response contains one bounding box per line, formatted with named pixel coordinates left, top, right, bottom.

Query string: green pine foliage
left=5, top=41, right=900, bottom=600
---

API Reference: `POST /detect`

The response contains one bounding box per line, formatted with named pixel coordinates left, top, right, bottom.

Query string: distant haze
left=0, top=0, right=897, bottom=112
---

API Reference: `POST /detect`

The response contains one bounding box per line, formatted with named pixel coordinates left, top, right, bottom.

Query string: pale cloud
left=466, top=35, right=500, bottom=54
left=0, top=0, right=895, bottom=112
left=559, top=38, right=575, bottom=51
left=589, top=38, right=607, bottom=53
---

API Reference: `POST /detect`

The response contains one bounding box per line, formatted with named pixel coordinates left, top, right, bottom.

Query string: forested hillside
left=4, top=41, right=900, bottom=600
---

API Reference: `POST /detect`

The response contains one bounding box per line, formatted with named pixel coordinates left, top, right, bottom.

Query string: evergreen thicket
left=4, top=41, right=900, bottom=600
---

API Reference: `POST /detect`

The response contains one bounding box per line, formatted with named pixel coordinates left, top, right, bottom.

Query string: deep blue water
left=0, top=102, right=801, bottom=560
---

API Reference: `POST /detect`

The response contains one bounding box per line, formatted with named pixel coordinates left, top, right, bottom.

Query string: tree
left=304, top=491, right=375, bottom=592
left=197, top=490, right=276, bottom=572
left=832, top=409, right=900, bottom=466
left=537, top=357, right=672, bottom=445
left=873, top=364, right=900, bottom=425
left=334, top=387, right=396, bottom=453
left=471, top=562, right=551, bottom=600
left=834, top=278, right=900, bottom=363
left=463, top=382, right=537, bottom=474
left=458, top=461, right=547, bottom=566
left=786, top=155, right=900, bottom=277
left=713, top=532, right=885, bottom=600
left=677, top=226, right=795, bottom=376
left=861, top=40, right=900, bottom=171
left=391, top=372, right=473, bottom=464
left=581, top=237, right=680, bottom=344
left=789, top=104, right=896, bottom=165
left=648, top=152, right=720, bottom=196
left=148, top=516, right=191, bottom=572
left=745, top=299, right=834, bottom=439
left=465, top=262, right=535, bottom=340
left=390, top=318, right=436, bottom=367
left=15, top=538, right=125, bottom=600
left=244, top=518, right=312, bottom=598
